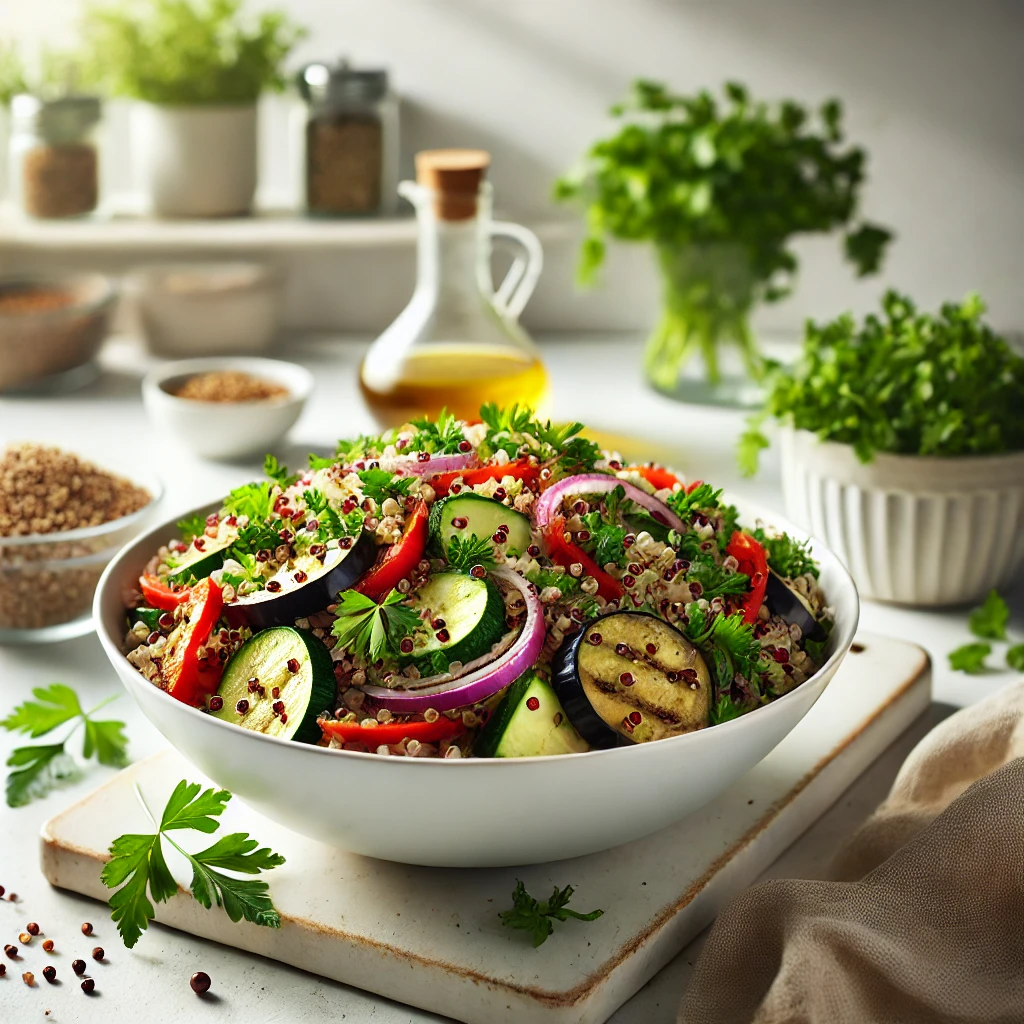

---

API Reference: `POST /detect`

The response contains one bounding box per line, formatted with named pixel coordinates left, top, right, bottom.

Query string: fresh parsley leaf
left=302, top=489, right=364, bottom=543
left=480, top=403, right=535, bottom=436
left=685, top=610, right=761, bottom=690
left=525, top=568, right=580, bottom=595
left=176, top=513, right=207, bottom=544
left=1, top=683, right=82, bottom=737
left=685, top=562, right=750, bottom=599
left=413, top=649, right=452, bottom=678
left=102, top=781, right=285, bottom=948
left=445, top=534, right=497, bottom=573
left=498, top=880, right=603, bottom=947
left=2, top=686, right=128, bottom=807
left=968, top=590, right=1009, bottom=641
left=357, top=469, right=414, bottom=504
left=223, top=481, right=274, bottom=523
left=1007, top=644, right=1024, bottom=672
left=308, top=452, right=337, bottom=471
left=332, top=588, right=421, bottom=663
left=737, top=424, right=770, bottom=477
left=709, top=694, right=743, bottom=725
left=5, top=744, right=79, bottom=808
left=752, top=528, right=819, bottom=579
left=263, top=454, right=299, bottom=489
left=407, top=408, right=466, bottom=454
left=948, top=642, right=991, bottom=674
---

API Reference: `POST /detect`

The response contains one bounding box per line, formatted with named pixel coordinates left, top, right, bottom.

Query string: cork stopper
left=415, top=149, right=490, bottom=221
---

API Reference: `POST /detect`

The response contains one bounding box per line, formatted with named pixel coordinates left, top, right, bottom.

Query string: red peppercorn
left=622, top=574, right=636, bottom=588
left=646, top=643, right=657, bottom=655
left=340, top=536, right=354, bottom=549
left=294, top=570, right=308, bottom=584
left=587, top=632, right=603, bottom=645
left=0, top=964, right=5, bottom=976
left=576, top=530, right=591, bottom=542
left=628, top=711, right=642, bottom=724
left=619, top=672, right=634, bottom=686
left=158, top=612, right=175, bottom=630
left=527, top=544, right=540, bottom=557
left=287, top=658, right=300, bottom=673
left=435, top=628, right=451, bottom=643
left=493, top=487, right=507, bottom=501
left=271, top=686, right=280, bottom=698
left=623, top=534, right=636, bottom=548
left=42, top=939, right=54, bottom=952
left=417, top=451, right=431, bottom=462
left=431, top=618, right=446, bottom=630
left=256, top=549, right=270, bottom=562
left=81, top=923, right=93, bottom=936
left=26, top=922, right=39, bottom=936
left=208, top=696, right=223, bottom=712
left=279, top=712, right=288, bottom=724
left=615, top=642, right=631, bottom=656
left=526, top=696, right=541, bottom=711
left=451, top=516, right=468, bottom=530
left=773, top=647, right=790, bottom=664
left=91, top=947, right=104, bottom=961
left=0, top=885, right=4, bottom=897
left=491, top=532, right=505, bottom=544
left=81, top=978, right=95, bottom=994
left=235, top=699, right=249, bottom=715
left=266, top=579, right=282, bottom=593
left=457, top=440, right=472, bottom=453
left=4, top=944, right=17, bottom=959
left=72, top=959, right=86, bottom=976
left=470, top=564, right=487, bottom=579
left=191, top=971, right=212, bottom=994
left=147, top=630, right=161, bottom=645
left=43, top=965, right=56, bottom=983
left=400, top=638, right=414, bottom=654
left=272, top=701, right=285, bottom=715
left=193, top=537, right=206, bottom=551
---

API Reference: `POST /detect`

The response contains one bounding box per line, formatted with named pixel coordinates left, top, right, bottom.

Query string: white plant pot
left=780, top=427, right=1024, bottom=607
left=133, top=103, right=257, bottom=217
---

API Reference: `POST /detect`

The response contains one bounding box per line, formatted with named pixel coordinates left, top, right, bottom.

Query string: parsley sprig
left=684, top=607, right=762, bottom=695
left=949, top=590, right=1022, bottom=674
left=445, top=534, right=497, bottom=573
left=331, top=589, right=421, bottom=664
left=102, top=780, right=285, bottom=949
left=498, top=880, right=603, bottom=947
left=751, top=528, right=819, bottom=579
left=2, top=684, right=128, bottom=807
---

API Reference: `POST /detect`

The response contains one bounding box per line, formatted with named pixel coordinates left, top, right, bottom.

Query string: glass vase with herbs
left=555, top=80, right=893, bottom=406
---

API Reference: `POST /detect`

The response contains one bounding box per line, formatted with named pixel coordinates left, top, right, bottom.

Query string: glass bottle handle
left=490, top=221, right=543, bottom=321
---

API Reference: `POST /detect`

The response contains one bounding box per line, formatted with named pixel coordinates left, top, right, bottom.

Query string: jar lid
left=11, top=93, right=102, bottom=141
left=298, top=61, right=389, bottom=105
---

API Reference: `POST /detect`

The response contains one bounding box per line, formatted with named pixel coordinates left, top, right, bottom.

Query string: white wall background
left=3, top=0, right=1023, bottom=335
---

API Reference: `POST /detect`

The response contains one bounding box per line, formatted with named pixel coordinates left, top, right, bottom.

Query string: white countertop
left=1, top=334, right=1019, bottom=1023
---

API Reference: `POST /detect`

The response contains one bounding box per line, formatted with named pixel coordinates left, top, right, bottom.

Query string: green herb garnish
left=968, top=590, right=1009, bottom=641
left=445, top=534, right=497, bottom=574
left=685, top=562, right=750, bottom=600
left=498, top=880, right=603, bottom=947
left=709, top=694, right=743, bottom=725
left=685, top=608, right=762, bottom=692
left=263, top=454, right=299, bottom=489
left=752, top=528, right=819, bottom=579
left=176, top=513, right=207, bottom=544
left=948, top=642, right=992, bottom=675
left=331, top=589, right=421, bottom=664
left=303, top=489, right=364, bottom=543
left=102, top=780, right=284, bottom=949
left=2, top=685, right=128, bottom=807
left=406, top=408, right=466, bottom=454
left=357, top=469, right=415, bottom=504
left=1007, top=644, right=1024, bottom=672
left=741, top=291, right=1024, bottom=473
left=223, top=480, right=274, bottom=523
left=525, top=568, right=580, bottom=596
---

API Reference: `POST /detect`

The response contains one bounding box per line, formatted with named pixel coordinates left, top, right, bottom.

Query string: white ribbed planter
left=132, top=103, right=257, bottom=218
left=780, top=428, right=1024, bottom=607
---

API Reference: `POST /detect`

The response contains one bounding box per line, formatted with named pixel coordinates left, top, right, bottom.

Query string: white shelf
left=0, top=207, right=576, bottom=252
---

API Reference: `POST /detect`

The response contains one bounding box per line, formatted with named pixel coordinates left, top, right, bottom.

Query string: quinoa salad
left=121, top=406, right=832, bottom=759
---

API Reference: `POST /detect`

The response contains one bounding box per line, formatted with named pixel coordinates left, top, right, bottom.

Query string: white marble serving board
left=40, top=631, right=929, bottom=1024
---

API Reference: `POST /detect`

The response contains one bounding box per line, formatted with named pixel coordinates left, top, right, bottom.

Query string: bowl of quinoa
left=0, top=443, right=160, bottom=644
left=93, top=409, right=859, bottom=865
left=142, top=357, right=313, bottom=461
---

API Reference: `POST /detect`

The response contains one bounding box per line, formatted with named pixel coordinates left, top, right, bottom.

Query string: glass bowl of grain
left=142, top=357, right=314, bottom=460
left=0, top=444, right=162, bottom=644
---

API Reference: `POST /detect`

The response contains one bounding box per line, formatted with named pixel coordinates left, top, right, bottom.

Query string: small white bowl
left=142, top=357, right=313, bottom=461
left=133, top=262, right=282, bottom=357
left=780, top=427, right=1024, bottom=606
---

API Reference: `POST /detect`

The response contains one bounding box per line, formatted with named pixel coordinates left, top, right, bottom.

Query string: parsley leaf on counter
left=499, top=880, right=603, bottom=947
left=1007, top=645, right=1024, bottom=672
left=331, top=589, right=421, bottom=664
left=968, top=590, right=1009, bottom=641
left=102, top=780, right=285, bottom=948
left=2, top=684, right=128, bottom=807
left=948, top=643, right=992, bottom=675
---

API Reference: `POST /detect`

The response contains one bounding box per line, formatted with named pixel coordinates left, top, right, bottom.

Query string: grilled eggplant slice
left=553, top=611, right=710, bottom=748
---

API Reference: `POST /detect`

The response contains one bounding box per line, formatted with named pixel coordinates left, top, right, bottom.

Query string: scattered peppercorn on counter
left=120, top=406, right=832, bottom=758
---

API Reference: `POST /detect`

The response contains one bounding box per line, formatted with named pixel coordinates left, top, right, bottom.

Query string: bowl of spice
left=0, top=443, right=160, bottom=644
left=142, top=357, right=314, bottom=460
left=0, top=273, right=117, bottom=393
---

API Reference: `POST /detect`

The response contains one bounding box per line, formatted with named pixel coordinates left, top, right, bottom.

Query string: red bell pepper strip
left=354, top=499, right=429, bottom=602
left=726, top=531, right=769, bottom=624
left=162, top=577, right=224, bottom=706
left=429, top=460, right=540, bottom=498
left=320, top=715, right=464, bottom=747
left=139, top=574, right=191, bottom=612
left=545, top=514, right=624, bottom=602
left=627, top=465, right=681, bottom=491
left=686, top=479, right=704, bottom=495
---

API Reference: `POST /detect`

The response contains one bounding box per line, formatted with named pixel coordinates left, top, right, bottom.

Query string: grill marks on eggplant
left=556, top=612, right=711, bottom=745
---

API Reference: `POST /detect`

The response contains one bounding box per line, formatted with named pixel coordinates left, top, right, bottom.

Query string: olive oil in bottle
left=359, top=149, right=548, bottom=428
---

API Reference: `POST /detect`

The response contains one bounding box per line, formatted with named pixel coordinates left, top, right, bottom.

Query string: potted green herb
left=555, top=80, right=892, bottom=405
left=739, top=291, right=1024, bottom=606
left=82, top=0, right=305, bottom=217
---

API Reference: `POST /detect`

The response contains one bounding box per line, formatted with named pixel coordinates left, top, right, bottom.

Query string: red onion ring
left=361, top=568, right=546, bottom=713
left=383, top=452, right=478, bottom=478
left=535, top=473, right=685, bottom=533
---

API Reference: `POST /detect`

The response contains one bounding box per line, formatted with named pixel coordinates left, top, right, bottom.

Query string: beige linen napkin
left=679, top=681, right=1024, bottom=1024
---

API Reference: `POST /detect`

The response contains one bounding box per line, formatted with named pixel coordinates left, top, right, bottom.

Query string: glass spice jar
left=297, top=61, right=398, bottom=217
left=8, top=94, right=103, bottom=219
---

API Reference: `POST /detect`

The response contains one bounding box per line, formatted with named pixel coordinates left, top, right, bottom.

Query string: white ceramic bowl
left=94, top=496, right=858, bottom=867
left=133, top=262, right=282, bottom=357
left=780, top=427, right=1024, bottom=606
left=142, top=357, right=313, bottom=461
